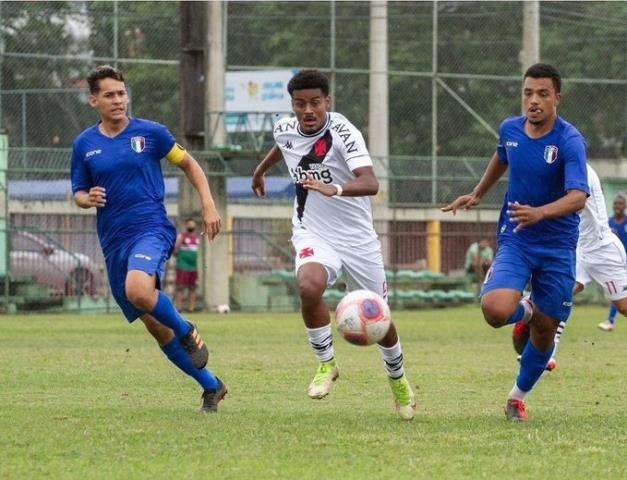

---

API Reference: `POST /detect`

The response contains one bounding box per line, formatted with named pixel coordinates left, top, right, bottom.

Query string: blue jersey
left=71, top=117, right=177, bottom=253
left=496, top=116, right=589, bottom=250
left=609, top=216, right=627, bottom=250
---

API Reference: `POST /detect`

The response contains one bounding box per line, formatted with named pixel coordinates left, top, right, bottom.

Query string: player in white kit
left=251, top=69, right=416, bottom=420
left=513, top=164, right=627, bottom=366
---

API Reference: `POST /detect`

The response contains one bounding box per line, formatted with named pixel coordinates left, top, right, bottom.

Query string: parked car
left=10, top=230, right=104, bottom=297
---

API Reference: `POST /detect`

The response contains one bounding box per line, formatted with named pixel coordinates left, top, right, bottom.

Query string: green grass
left=1, top=306, right=627, bottom=479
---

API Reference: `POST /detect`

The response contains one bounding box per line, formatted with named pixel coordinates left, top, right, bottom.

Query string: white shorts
left=291, top=229, right=387, bottom=299
left=577, top=235, right=627, bottom=301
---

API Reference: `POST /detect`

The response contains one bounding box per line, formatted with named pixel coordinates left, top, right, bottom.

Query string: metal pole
left=431, top=0, right=438, bottom=204
left=113, top=1, right=119, bottom=68
left=330, top=0, right=336, bottom=108
left=21, top=94, right=26, bottom=148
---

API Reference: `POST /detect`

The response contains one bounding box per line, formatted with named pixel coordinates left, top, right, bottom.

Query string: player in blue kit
left=71, top=65, right=227, bottom=413
left=442, top=63, right=589, bottom=421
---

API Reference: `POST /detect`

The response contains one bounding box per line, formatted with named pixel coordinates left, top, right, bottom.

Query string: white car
left=10, top=231, right=103, bottom=297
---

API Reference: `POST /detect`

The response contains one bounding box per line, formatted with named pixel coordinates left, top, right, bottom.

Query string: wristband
left=333, top=184, right=343, bottom=197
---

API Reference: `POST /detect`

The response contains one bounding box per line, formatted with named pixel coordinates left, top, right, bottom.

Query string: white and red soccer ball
left=334, top=289, right=391, bottom=346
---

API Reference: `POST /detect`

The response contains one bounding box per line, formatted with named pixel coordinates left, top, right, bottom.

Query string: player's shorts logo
left=483, top=266, right=494, bottom=285
left=299, top=247, right=314, bottom=259
left=131, top=136, right=146, bottom=153
left=544, top=145, right=559, bottom=164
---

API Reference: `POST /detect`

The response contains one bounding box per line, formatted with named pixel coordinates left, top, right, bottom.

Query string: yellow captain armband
left=166, top=143, right=187, bottom=165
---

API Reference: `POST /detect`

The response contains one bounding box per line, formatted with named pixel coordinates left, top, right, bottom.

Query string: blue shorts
left=481, top=241, right=575, bottom=322
left=105, top=233, right=174, bottom=322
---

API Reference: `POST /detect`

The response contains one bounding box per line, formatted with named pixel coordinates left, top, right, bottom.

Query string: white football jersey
left=273, top=112, right=378, bottom=246
left=578, top=164, right=614, bottom=252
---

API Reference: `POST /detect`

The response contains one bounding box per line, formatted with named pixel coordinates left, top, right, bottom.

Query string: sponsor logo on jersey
left=505, top=141, right=518, bottom=147
left=544, top=145, right=559, bottom=164
left=131, top=136, right=146, bottom=153
left=274, top=120, right=297, bottom=134
left=284, top=140, right=293, bottom=150
left=330, top=122, right=359, bottom=154
left=85, top=149, right=102, bottom=158
left=562, top=301, right=573, bottom=307
left=133, top=253, right=152, bottom=261
left=299, top=247, right=314, bottom=258
left=290, top=166, right=333, bottom=184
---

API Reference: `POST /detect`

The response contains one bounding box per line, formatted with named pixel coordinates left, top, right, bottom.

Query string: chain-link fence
left=0, top=1, right=623, bottom=312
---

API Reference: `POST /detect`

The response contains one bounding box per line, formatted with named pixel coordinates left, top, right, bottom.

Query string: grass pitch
left=1, top=306, right=626, bottom=479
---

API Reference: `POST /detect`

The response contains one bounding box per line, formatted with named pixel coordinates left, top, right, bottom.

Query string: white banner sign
left=225, top=69, right=295, bottom=132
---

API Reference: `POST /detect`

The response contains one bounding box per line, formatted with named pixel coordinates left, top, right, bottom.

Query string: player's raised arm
left=175, top=152, right=222, bottom=240
left=252, top=144, right=283, bottom=198
left=441, top=152, right=508, bottom=214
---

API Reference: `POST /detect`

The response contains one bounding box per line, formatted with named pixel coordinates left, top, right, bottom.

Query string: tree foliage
left=1, top=0, right=625, bottom=175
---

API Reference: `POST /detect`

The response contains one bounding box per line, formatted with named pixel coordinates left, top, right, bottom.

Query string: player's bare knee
left=480, top=300, right=512, bottom=328
left=126, top=283, right=155, bottom=311
left=298, top=276, right=326, bottom=304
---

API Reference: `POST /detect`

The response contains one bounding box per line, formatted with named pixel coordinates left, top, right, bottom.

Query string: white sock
left=378, top=340, right=405, bottom=379
left=508, top=383, right=529, bottom=402
left=552, top=320, right=566, bottom=358
left=521, top=299, right=533, bottom=324
left=306, top=325, right=335, bottom=363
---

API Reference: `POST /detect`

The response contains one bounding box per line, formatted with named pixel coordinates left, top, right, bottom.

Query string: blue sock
left=505, top=302, right=527, bottom=325
left=608, top=304, right=618, bottom=324
left=516, top=340, right=553, bottom=392
left=161, top=338, right=219, bottom=391
left=151, top=291, right=192, bottom=339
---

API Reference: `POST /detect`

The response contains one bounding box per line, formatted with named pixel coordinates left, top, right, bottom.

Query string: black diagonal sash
left=295, top=129, right=333, bottom=221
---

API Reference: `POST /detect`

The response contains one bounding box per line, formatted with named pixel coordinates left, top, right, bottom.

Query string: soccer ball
left=216, top=304, right=231, bottom=314
left=334, top=289, right=391, bottom=346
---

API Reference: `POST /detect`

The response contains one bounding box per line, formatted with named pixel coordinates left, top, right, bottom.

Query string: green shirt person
left=174, top=218, right=200, bottom=312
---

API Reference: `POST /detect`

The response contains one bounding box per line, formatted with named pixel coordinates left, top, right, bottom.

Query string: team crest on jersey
left=544, top=145, right=559, bottom=164
left=131, top=136, right=146, bottom=153
left=314, top=138, right=329, bottom=158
